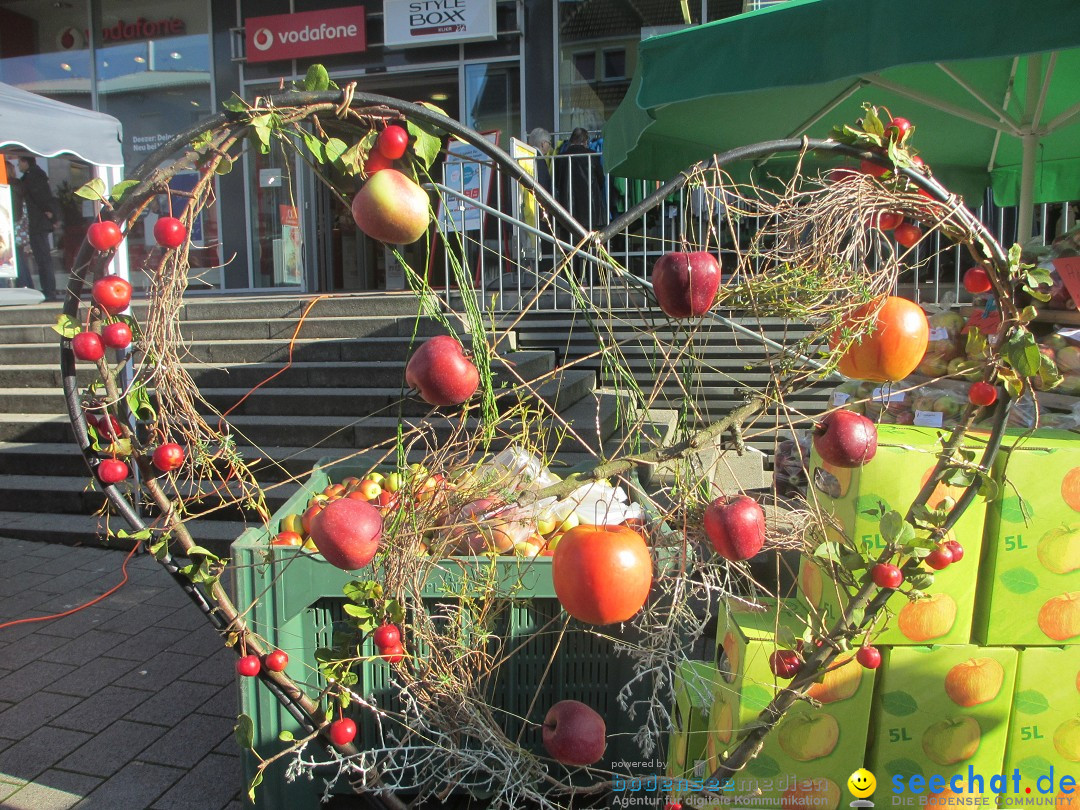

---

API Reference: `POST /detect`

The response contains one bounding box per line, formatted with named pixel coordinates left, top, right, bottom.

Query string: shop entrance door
left=315, top=70, right=459, bottom=293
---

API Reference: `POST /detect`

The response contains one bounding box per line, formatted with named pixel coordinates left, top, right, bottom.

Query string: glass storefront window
left=464, top=62, right=520, bottom=143
left=0, top=1, right=93, bottom=109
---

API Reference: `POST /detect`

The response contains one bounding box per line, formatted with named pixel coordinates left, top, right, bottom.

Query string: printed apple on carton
left=723, top=607, right=875, bottom=810
left=975, top=429, right=1080, bottom=645
left=805, top=424, right=989, bottom=645
left=869, top=646, right=1017, bottom=805
left=1002, top=646, right=1080, bottom=804
left=665, top=660, right=736, bottom=804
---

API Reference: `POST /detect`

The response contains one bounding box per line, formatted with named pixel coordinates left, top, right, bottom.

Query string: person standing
left=554, top=128, right=605, bottom=231
left=18, top=156, right=59, bottom=300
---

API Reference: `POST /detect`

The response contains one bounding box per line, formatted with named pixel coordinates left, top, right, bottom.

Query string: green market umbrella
left=604, top=0, right=1080, bottom=238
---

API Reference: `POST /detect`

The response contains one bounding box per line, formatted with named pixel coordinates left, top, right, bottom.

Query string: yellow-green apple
left=781, top=778, right=841, bottom=810
left=719, top=630, right=740, bottom=683
left=405, top=335, right=480, bottom=407
left=1054, top=717, right=1080, bottom=762
left=944, top=658, right=1005, bottom=707
left=778, top=712, right=839, bottom=761
left=357, top=478, right=382, bottom=501
left=703, top=495, right=766, bottom=561
left=1038, top=525, right=1080, bottom=574
left=309, top=498, right=382, bottom=570
left=705, top=692, right=734, bottom=769
left=813, top=410, right=878, bottom=468
left=351, top=168, right=431, bottom=244
left=1039, top=592, right=1080, bottom=641
left=921, top=716, right=981, bottom=765
left=541, top=700, right=606, bottom=765
left=806, top=654, right=862, bottom=703
left=1058, top=346, right=1080, bottom=372
left=651, top=251, right=721, bottom=319
left=514, top=537, right=543, bottom=557
left=898, top=593, right=957, bottom=641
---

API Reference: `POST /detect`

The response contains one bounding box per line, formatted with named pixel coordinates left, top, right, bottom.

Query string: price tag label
left=928, top=327, right=951, bottom=342
left=831, top=391, right=851, bottom=406
left=872, top=387, right=906, bottom=403
left=1058, top=328, right=1080, bottom=344
left=914, top=410, right=944, bottom=427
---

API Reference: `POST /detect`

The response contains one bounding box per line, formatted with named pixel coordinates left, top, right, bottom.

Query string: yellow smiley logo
left=848, top=768, right=876, bottom=798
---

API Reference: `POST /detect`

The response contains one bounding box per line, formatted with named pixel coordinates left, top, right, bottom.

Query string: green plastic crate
left=231, top=460, right=658, bottom=810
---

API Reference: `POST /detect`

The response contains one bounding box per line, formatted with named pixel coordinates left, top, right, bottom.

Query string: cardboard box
left=1001, top=646, right=1080, bottom=805
left=805, top=424, right=990, bottom=645
left=975, top=430, right=1080, bottom=645
left=717, top=606, right=877, bottom=810
left=868, top=645, right=1018, bottom=806
left=665, top=660, right=736, bottom=802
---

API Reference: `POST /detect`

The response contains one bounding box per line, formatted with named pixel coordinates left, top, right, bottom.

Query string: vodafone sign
left=245, top=7, right=366, bottom=63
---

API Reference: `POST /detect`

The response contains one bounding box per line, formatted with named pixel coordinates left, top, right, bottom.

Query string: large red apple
left=552, top=524, right=652, bottom=625
left=813, top=410, right=877, bottom=468
left=651, top=251, right=721, bottom=318
left=542, top=699, right=606, bottom=765
left=703, top=495, right=766, bottom=561
left=309, top=498, right=382, bottom=570
left=405, top=335, right=480, bottom=407
left=351, top=169, right=431, bottom=244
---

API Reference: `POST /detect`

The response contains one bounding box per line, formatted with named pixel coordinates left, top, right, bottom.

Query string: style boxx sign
left=245, top=7, right=366, bottom=64
left=383, top=0, right=496, bottom=48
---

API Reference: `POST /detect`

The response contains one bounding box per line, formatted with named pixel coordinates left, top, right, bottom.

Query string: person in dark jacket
left=18, top=156, right=59, bottom=300
left=554, top=128, right=605, bottom=231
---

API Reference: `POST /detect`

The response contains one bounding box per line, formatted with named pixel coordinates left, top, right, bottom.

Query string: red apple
left=72, top=331, right=105, bottom=362
left=376, top=125, right=409, bottom=160
left=235, top=654, right=260, bottom=677
left=363, top=150, right=394, bottom=176
left=542, top=700, right=606, bottom=766
left=152, top=442, right=185, bottom=472
left=97, top=458, right=129, bottom=484
left=87, top=220, right=123, bottom=251
left=871, top=211, right=903, bottom=231
left=894, top=222, right=922, bottom=248
left=373, top=623, right=400, bottom=649
left=101, top=322, right=132, bottom=350
left=263, top=649, right=289, bottom=672
left=812, top=410, right=878, bottom=468
left=651, top=251, right=721, bottom=318
left=856, top=646, right=882, bottom=669
left=405, top=335, right=480, bottom=407
left=153, top=216, right=187, bottom=248
left=380, top=643, right=405, bottom=664
left=769, top=649, right=802, bottom=679
left=92, top=275, right=132, bottom=315
left=271, top=531, right=303, bottom=546
left=703, top=495, right=766, bottom=561
left=309, top=498, right=382, bottom=570
left=885, top=116, right=913, bottom=142
left=925, top=546, right=954, bottom=570
left=351, top=168, right=431, bottom=244
left=944, top=540, right=965, bottom=563
left=968, top=382, right=997, bottom=407
left=963, top=268, right=992, bottom=294
left=329, top=717, right=357, bottom=746
left=872, top=563, right=903, bottom=589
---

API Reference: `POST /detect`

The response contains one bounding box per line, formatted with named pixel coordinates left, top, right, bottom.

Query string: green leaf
left=895, top=522, right=916, bottom=546
left=1015, top=689, right=1049, bottom=715
left=149, top=537, right=169, bottom=561
left=745, top=752, right=781, bottom=778
left=53, top=313, right=81, bottom=339
left=75, top=178, right=107, bottom=201
left=879, top=511, right=903, bottom=544
left=1018, top=755, right=1054, bottom=782
left=741, top=684, right=773, bottom=713
left=108, top=179, right=139, bottom=202
left=234, top=713, right=255, bottom=750
left=1039, top=353, right=1063, bottom=390
left=861, top=105, right=886, bottom=138
left=278, top=730, right=295, bottom=742
left=881, top=691, right=919, bottom=716
left=301, top=130, right=327, bottom=163
left=978, top=475, right=1000, bottom=501
left=186, top=545, right=220, bottom=560
left=215, top=156, right=233, bottom=175
left=339, top=141, right=365, bottom=176
left=342, top=603, right=372, bottom=619
left=247, top=770, right=263, bottom=803
left=999, top=567, right=1039, bottom=594
left=324, top=138, right=348, bottom=164
left=1008, top=243, right=1023, bottom=273
left=1004, top=329, right=1042, bottom=377
left=812, top=541, right=842, bottom=560
left=387, top=600, right=406, bottom=625
left=908, top=572, right=935, bottom=590
left=223, top=95, right=247, bottom=113
left=125, top=383, right=156, bottom=421
left=314, top=647, right=336, bottom=663
left=250, top=114, right=274, bottom=154
left=301, top=63, right=331, bottom=92
left=886, top=758, right=924, bottom=780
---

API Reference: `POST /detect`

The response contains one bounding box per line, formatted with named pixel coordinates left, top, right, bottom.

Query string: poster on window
left=439, top=132, right=498, bottom=232
left=0, top=184, right=16, bottom=279
left=510, top=138, right=539, bottom=260
left=278, top=205, right=303, bottom=285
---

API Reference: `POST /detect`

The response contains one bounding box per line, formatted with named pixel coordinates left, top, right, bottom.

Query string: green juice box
left=804, top=424, right=990, bottom=645
left=665, top=660, right=736, bottom=803
left=975, top=429, right=1080, bottom=645
left=868, top=645, right=1018, bottom=806
left=715, top=606, right=877, bottom=810
left=1001, top=646, right=1080, bottom=806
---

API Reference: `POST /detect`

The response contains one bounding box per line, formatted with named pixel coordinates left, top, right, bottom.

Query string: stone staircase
left=0, top=293, right=641, bottom=554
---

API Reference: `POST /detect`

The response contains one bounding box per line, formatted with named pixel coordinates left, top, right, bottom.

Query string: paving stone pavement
left=0, top=538, right=247, bottom=810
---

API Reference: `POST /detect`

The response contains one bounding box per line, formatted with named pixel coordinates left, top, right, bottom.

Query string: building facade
left=0, top=0, right=744, bottom=294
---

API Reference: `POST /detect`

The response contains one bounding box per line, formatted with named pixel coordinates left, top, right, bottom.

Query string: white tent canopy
left=0, top=83, right=126, bottom=304
left=0, top=82, right=123, bottom=167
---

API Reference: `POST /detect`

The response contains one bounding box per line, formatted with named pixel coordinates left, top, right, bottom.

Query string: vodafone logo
left=56, top=26, right=85, bottom=51
left=252, top=28, right=273, bottom=51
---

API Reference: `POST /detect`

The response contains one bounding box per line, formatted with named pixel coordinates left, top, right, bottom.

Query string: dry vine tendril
left=57, top=87, right=1058, bottom=808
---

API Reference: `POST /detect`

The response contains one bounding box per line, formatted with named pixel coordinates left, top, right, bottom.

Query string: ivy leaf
left=74, top=178, right=107, bottom=201
left=52, top=313, right=80, bottom=338
left=234, top=713, right=255, bottom=750
left=108, top=179, right=139, bottom=203
left=881, top=691, right=919, bottom=716
left=999, top=567, right=1039, bottom=594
